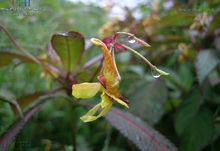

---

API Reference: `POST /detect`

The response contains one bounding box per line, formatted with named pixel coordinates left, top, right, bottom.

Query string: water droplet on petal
left=151, top=68, right=161, bottom=78
left=128, top=36, right=136, bottom=43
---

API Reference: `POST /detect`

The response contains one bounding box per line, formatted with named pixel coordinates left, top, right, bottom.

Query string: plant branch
left=0, top=24, right=41, bottom=65
left=83, top=54, right=103, bottom=69
left=122, top=44, right=169, bottom=76
left=0, top=96, right=23, bottom=118
left=122, top=44, right=156, bottom=69
left=0, top=24, right=67, bottom=83
left=0, top=87, right=65, bottom=151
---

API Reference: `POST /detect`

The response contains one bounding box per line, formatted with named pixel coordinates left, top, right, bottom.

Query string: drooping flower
left=72, top=32, right=169, bottom=123
left=72, top=38, right=129, bottom=122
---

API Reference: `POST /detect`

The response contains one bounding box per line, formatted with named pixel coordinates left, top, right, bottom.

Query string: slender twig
left=0, top=24, right=67, bottom=82
left=0, top=87, right=65, bottom=151
left=116, top=31, right=134, bottom=37
left=89, top=62, right=102, bottom=82
left=70, top=104, right=77, bottom=151
left=122, top=44, right=156, bottom=69
left=116, top=31, right=151, bottom=47
left=121, top=44, right=169, bottom=76
left=83, top=54, right=103, bottom=69
left=0, top=24, right=41, bottom=64
left=0, top=96, right=23, bottom=118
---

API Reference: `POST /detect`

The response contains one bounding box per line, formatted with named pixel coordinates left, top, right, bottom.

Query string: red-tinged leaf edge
left=0, top=96, right=23, bottom=118
left=105, top=108, right=177, bottom=151
left=0, top=102, right=43, bottom=151
left=0, top=88, right=64, bottom=151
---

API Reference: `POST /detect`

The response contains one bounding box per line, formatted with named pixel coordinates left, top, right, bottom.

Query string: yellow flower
left=72, top=38, right=129, bottom=122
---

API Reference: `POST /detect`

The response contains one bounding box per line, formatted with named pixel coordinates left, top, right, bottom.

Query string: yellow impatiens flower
left=72, top=38, right=129, bottom=122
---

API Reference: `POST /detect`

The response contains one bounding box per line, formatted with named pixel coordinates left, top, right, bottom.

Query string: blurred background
left=0, top=0, right=220, bottom=151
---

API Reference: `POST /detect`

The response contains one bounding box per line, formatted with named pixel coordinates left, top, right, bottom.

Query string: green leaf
left=179, top=63, right=194, bottom=92
left=130, top=79, right=168, bottom=125
left=210, top=11, right=220, bottom=32
left=195, top=50, right=219, bottom=84
left=175, top=91, right=201, bottom=135
left=175, top=91, right=214, bottom=151
left=180, top=108, right=214, bottom=151
left=51, top=31, right=85, bottom=72
left=0, top=52, right=33, bottom=68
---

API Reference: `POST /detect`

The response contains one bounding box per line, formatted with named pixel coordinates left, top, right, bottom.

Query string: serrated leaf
left=105, top=108, right=177, bottom=151
left=51, top=31, right=85, bottom=72
left=0, top=88, right=64, bottom=151
left=195, top=50, right=219, bottom=84
left=0, top=102, right=43, bottom=151
left=0, top=52, right=33, bottom=68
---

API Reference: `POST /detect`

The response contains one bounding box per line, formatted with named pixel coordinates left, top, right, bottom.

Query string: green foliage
left=0, top=0, right=220, bottom=151
left=195, top=50, right=219, bottom=84
left=129, top=79, right=167, bottom=125
left=179, top=108, right=214, bottom=151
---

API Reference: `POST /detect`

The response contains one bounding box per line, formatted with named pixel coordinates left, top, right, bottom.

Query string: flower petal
left=72, top=82, right=101, bottom=99
left=100, top=92, right=112, bottom=108
left=104, top=90, right=129, bottom=108
left=80, top=103, right=101, bottom=122
left=80, top=93, right=112, bottom=122
left=91, top=38, right=120, bottom=95
left=99, top=93, right=112, bottom=117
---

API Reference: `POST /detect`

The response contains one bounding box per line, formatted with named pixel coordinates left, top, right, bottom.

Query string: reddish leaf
left=0, top=102, right=43, bottom=151
left=105, top=108, right=177, bottom=151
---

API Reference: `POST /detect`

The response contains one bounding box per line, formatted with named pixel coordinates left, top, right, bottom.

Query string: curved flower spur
left=72, top=32, right=169, bottom=122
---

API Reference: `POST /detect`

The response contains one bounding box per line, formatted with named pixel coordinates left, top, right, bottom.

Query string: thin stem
left=0, top=24, right=41, bottom=65
left=122, top=44, right=169, bottom=76
left=0, top=96, right=23, bottom=118
left=70, top=104, right=77, bottom=151
left=116, top=31, right=151, bottom=47
left=116, top=31, right=134, bottom=37
left=83, top=54, right=103, bottom=69
left=0, top=24, right=66, bottom=81
left=89, top=62, right=102, bottom=82
left=0, top=87, right=65, bottom=151
left=122, top=44, right=156, bottom=69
